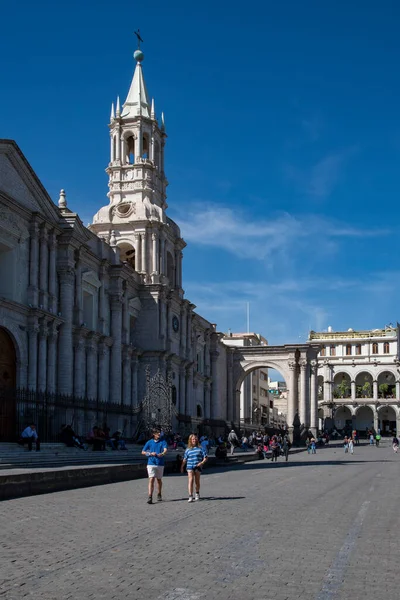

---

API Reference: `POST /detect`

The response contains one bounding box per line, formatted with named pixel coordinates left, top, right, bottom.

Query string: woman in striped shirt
left=181, top=434, right=208, bottom=502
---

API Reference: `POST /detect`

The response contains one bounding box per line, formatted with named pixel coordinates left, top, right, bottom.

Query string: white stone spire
left=110, top=102, right=115, bottom=121
left=151, top=98, right=155, bottom=119
left=121, top=50, right=151, bottom=119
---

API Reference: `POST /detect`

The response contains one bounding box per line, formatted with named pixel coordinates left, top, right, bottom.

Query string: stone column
left=204, top=383, right=211, bottom=419
left=310, top=361, right=318, bottom=435
left=351, top=380, right=356, bottom=401
left=287, top=360, right=298, bottom=434
left=152, top=232, right=158, bottom=274
left=324, top=379, right=331, bottom=403
left=210, top=350, right=220, bottom=419
left=48, top=231, right=57, bottom=313
left=299, top=359, right=308, bottom=427
left=131, top=356, right=138, bottom=407
left=97, top=340, right=108, bottom=402
left=204, top=331, right=211, bottom=377
left=373, top=408, right=379, bottom=433
left=74, top=254, right=83, bottom=326
left=179, top=367, right=186, bottom=415
left=110, top=294, right=123, bottom=403
left=122, top=348, right=132, bottom=406
left=185, top=367, right=193, bottom=417
left=227, top=349, right=234, bottom=423
left=134, top=233, right=141, bottom=272
left=98, top=264, right=107, bottom=335
left=160, top=236, right=166, bottom=276
left=180, top=306, right=187, bottom=355
left=28, top=221, right=39, bottom=306
left=116, top=130, right=121, bottom=162
left=27, top=318, right=39, bottom=390
left=39, top=224, right=48, bottom=310
left=141, top=231, right=147, bottom=275
left=373, top=380, right=378, bottom=400
left=47, top=322, right=58, bottom=393
left=37, top=319, right=48, bottom=391
left=57, top=267, right=75, bottom=395
left=74, top=334, right=86, bottom=398
left=86, top=338, right=97, bottom=400
left=396, top=380, right=400, bottom=401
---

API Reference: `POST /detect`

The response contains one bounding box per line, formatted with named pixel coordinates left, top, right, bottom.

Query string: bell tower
left=91, top=43, right=185, bottom=289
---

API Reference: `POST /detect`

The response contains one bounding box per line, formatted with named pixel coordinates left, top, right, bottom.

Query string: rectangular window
left=330, top=345, right=336, bottom=356
left=372, top=342, right=378, bottom=354
left=346, top=345, right=352, bottom=356
left=320, top=346, right=326, bottom=357
left=384, top=342, right=390, bottom=354
left=356, top=344, right=361, bottom=355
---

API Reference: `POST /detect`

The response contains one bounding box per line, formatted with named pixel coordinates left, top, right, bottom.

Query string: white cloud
left=172, top=203, right=387, bottom=261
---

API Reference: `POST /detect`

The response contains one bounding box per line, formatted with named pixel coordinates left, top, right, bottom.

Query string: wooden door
left=0, top=328, right=16, bottom=441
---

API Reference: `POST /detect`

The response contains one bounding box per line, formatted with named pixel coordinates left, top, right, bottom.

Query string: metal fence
left=0, top=388, right=139, bottom=443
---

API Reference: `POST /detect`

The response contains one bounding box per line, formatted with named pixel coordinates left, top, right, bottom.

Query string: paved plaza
left=0, top=441, right=398, bottom=600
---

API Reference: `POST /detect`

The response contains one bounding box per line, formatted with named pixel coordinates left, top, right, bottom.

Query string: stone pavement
left=0, top=440, right=398, bottom=600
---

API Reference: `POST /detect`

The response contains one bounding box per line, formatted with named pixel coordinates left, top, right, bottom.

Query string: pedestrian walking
left=348, top=437, right=354, bottom=454
left=270, top=436, right=280, bottom=461
left=228, top=429, right=239, bottom=456
left=282, top=436, right=290, bottom=461
left=375, top=433, right=381, bottom=447
left=181, top=433, right=208, bottom=502
left=369, top=432, right=374, bottom=446
left=344, top=436, right=349, bottom=453
left=141, top=428, right=168, bottom=504
left=310, top=438, right=316, bottom=454
left=392, top=436, right=399, bottom=453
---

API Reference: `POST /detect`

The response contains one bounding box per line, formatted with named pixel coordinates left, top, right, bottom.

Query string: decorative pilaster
left=110, top=291, right=123, bottom=403
left=122, top=347, right=132, bottom=406
left=86, top=338, right=97, bottom=400
left=152, top=232, right=158, bottom=274
left=131, top=356, right=138, bottom=407
left=48, top=231, right=57, bottom=313
left=98, top=263, right=107, bottom=334
left=179, top=366, right=186, bottom=414
left=37, top=319, right=48, bottom=391
left=27, top=317, right=39, bottom=390
left=97, top=340, right=109, bottom=402
left=185, top=366, right=193, bottom=417
left=39, top=224, right=49, bottom=310
left=57, top=267, right=75, bottom=395
left=210, top=349, right=220, bottom=420
left=141, top=231, right=147, bottom=274
left=74, top=334, right=86, bottom=397
left=180, top=305, right=187, bottom=355
left=160, top=235, right=166, bottom=276
left=134, top=233, right=141, bottom=272
left=204, top=383, right=211, bottom=419
left=47, top=322, right=58, bottom=393
left=74, top=252, right=83, bottom=326
left=28, top=221, right=39, bottom=306
left=227, top=349, right=234, bottom=423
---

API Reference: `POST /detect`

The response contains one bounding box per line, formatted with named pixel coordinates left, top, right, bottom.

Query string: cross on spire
left=134, top=29, right=143, bottom=49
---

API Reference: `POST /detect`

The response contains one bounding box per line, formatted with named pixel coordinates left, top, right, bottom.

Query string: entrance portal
left=0, top=327, right=17, bottom=441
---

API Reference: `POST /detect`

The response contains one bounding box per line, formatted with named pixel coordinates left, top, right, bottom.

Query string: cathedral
left=0, top=47, right=229, bottom=441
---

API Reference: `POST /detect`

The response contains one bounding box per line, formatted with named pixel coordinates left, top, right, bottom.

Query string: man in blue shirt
left=142, top=428, right=168, bottom=504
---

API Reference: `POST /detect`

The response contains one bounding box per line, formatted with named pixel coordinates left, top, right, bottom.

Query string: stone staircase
left=0, top=443, right=188, bottom=471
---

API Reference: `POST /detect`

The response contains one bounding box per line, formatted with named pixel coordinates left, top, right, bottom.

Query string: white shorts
left=147, top=465, right=164, bottom=479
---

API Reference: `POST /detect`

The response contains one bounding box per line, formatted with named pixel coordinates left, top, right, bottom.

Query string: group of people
left=17, top=423, right=127, bottom=452
left=142, top=428, right=208, bottom=504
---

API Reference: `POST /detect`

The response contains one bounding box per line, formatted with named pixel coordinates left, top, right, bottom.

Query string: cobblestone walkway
left=0, top=441, right=397, bottom=599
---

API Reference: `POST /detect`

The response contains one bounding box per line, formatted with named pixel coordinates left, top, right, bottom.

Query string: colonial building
left=0, top=47, right=229, bottom=441
left=309, top=325, right=400, bottom=433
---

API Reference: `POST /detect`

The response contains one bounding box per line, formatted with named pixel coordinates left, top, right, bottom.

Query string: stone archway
left=377, top=405, right=397, bottom=435
left=230, top=343, right=320, bottom=436
left=354, top=405, right=374, bottom=432
left=0, top=327, right=17, bottom=441
left=334, top=405, right=352, bottom=431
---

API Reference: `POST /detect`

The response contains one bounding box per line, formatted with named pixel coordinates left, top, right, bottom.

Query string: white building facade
left=0, top=48, right=230, bottom=441
left=309, top=326, right=400, bottom=434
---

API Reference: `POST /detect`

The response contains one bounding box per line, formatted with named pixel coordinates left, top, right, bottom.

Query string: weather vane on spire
left=134, top=29, right=144, bottom=49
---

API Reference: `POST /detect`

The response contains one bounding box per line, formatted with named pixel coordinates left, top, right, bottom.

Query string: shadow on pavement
left=202, top=458, right=390, bottom=475
left=164, top=496, right=246, bottom=502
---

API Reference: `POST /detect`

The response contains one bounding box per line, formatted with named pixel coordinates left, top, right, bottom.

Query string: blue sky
left=1, top=0, right=400, bottom=351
